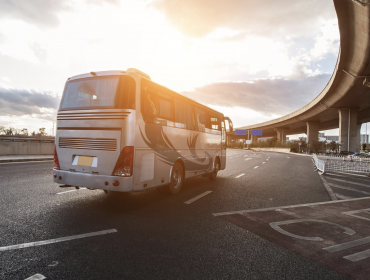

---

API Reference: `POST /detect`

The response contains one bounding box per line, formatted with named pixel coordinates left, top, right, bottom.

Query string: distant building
left=361, top=134, right=369, bottom=143
left=326, top=136, right=339, bottom=142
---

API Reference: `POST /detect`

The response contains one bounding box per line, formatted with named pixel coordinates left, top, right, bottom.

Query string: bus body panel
left=54, top=70, right=228, bottom=193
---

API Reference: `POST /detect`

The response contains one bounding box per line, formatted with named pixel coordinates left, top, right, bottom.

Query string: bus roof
left=67, top=69, right=224, bottom=116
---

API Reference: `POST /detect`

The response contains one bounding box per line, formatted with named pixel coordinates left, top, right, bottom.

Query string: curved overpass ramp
left=235, top=0, right=370, bottom=152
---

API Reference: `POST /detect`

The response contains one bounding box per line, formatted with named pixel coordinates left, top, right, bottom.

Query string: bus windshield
left=60, top=75, right=135, bottom=110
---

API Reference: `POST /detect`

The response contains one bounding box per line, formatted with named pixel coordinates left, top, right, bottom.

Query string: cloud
left=182, top=73, right=332, bottom=116
left=29, top=42, right=47, bottom=63
left=0, top=85, right=60, bottom=118
left=0, top=0, right=71, bottom=27
left=86, top=0, right=119, bottom=5
left=151, top=0, right=336, bottom=38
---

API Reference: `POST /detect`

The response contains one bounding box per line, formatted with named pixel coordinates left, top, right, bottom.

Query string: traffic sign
left=251, top=129, right=262, bottom=136
left=235, top=129, right=246, bottom=135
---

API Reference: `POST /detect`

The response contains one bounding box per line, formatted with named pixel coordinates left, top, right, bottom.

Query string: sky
left=0, top=0, right=368, bottom=137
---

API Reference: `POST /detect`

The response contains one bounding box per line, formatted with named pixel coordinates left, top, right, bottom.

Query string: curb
left=0, top=158, right=53, bottom=163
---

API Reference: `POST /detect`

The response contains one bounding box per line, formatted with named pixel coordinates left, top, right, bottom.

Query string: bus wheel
left=169, top=162, right=183, bottom=194
left=210, top=159, right=220, bottom=180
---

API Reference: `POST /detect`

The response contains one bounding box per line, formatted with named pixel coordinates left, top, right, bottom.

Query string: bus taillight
left=53, top=145, right=60, bottom=170
left=112, top=146, right=134, bottom=177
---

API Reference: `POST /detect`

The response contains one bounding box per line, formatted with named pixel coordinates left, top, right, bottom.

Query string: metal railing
left=312, top=154, right=370, bottom=174
left=316, top=153, right=370, bottom=162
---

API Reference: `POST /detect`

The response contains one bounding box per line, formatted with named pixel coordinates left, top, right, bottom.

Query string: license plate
left=77, top=156, right=94, bottom=167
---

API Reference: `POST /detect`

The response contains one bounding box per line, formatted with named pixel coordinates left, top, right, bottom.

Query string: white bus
left=53, top=68, right=233, bottom=194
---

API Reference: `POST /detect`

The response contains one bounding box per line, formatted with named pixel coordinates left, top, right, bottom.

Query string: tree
left=362, top=143, right=367, bottom=151
left=37, top=127, right=47, bottom=136
left=328, top=141, right=337, bottom=152
left=20, top=128, right=28, bottom=136
left=5, top=127, right=15, bottom=135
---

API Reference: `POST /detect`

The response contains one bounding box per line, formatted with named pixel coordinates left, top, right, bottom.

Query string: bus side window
left=175, top=99, right=194, bottom=130
left=117, top=76, right=136, bottom=109
left=194, top=107, right=207, bottom=132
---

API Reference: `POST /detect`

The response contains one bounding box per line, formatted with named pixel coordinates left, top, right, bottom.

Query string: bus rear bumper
left=53, top=170, right=133, bottom=192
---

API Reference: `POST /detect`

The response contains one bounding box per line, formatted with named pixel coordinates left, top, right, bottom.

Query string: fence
left=312, top=154, right=370, bottom=174
left=316, top=153, right=370, bottom=162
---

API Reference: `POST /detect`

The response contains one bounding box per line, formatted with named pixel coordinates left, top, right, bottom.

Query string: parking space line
left=323, top=236, right=370, bottom=253
left=328, top=178, right=370, bottom=188
left=331, top=184, right=370, bottom=196
left=235, top=173, right=245, bottom=178
left=25, top=274, right=46, bottom=280
left=212, top=197, right=370, bottom=216
left=344, top=248, right=370, bottom=262
left=184, top=191, right=212, bottom=204
left=335, top=193, right=353, bottom=200
left=56, top=188, right=87, bottom=195
left=319, top=175, right=337, bottom=201
left=0, top=229, right=117, bottom=252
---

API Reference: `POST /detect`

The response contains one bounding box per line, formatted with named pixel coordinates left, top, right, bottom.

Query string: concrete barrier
left=0, top=141, right=54, bottom=155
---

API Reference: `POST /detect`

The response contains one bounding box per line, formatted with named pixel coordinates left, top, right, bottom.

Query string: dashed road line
left=235, top=173, right=245, bottom=178
left=56, top=188, right=87, bottom=195
left=245, top=158, right=252, bottom=161
left=184, top=191, right=212, bottom=204
left=254, top=166, right=259, bottom=169
left=0, top=229, right=117, bottom=252
left=262, top=162, right=265, bottom=164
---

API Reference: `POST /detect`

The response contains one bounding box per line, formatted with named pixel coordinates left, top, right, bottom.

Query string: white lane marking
left=287, top=157, right=290, bottom=158
left=266, top=159, right=269, bottom=161
left=184, top=191, right=212, bottom=204
left=245, top=158, right=252, bottom=161
left=335, top=193, right=353, bottom=200
left=0, top=229, right=117, bottom=252
left=319, top=175, right=337, bottom=201
left=323, top=236, right=370, bottom=253
left=328, top=178, right=370, bottom=188
left=56, top=188, right=87, bottom=195
left=262, top=162, right=265, bottom=164
left=254, top=166, right=259, bottom=169
left=344, top=248, right=370, bottom=262
left=331, top=184, right=370, bottom=195
left=235, top=173, right=245, bottom=178
left=212, top=197, right=370, bottom=216
left=25, top=274, right=46, bottom=280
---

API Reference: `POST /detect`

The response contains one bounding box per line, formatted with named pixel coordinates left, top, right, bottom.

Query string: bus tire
left=210, top=158, right=220, bottom=180
left=168, top=162, right=183, bottom=194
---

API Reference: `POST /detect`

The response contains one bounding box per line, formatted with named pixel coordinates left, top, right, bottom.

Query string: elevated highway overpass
left=233, top=0, right=370, bottom=152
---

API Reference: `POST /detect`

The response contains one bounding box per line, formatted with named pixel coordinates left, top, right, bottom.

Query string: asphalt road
left=0, top=150, right=351, bottom=280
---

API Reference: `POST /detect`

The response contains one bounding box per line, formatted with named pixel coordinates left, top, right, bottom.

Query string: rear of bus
left=53, top=69, right=140, bottom=192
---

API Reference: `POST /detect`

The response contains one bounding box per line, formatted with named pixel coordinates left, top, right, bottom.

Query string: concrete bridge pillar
left=274, top=128, right=286, bottom=145
left=251, top=135, right=258, bottom=144
left=339, top=108, right=360, bottom=152
left=306, top=121, right=319, bottom=144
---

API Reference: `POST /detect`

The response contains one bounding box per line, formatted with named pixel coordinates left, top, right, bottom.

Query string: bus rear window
left=60, top=76, right=135, bottom=110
